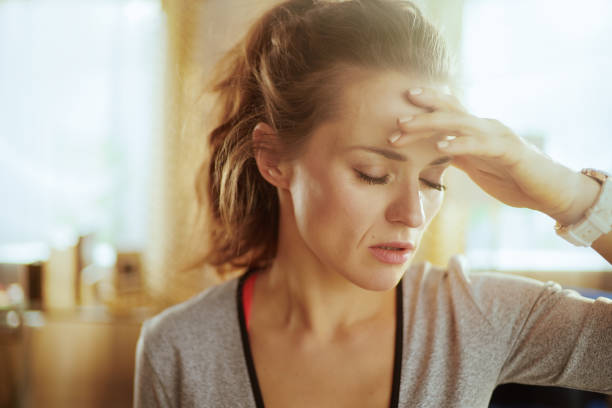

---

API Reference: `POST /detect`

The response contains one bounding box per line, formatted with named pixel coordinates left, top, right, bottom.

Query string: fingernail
left=409, top=88, right=423, bottom=95
left=437, top=141, right=449, bottom=149
left=388, top=130, right=402, bottom=144
left=444, top=135, right=456, bottom=141
left=398, top=115, right=413, bottom=124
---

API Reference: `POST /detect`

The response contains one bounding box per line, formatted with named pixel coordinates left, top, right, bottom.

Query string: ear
left=252, top=122, right=292, bottom=189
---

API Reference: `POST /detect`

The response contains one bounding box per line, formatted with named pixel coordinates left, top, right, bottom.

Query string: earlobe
left=267, top=168, right=282, bottom=178
left=261, top=162, right=291, bottom=190
left=252, top=122, right=290, bottom=189
left=264, top=166, right=292, bottom=190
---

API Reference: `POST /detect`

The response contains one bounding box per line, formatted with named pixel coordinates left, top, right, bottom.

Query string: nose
left=385, top=181, right=426, bottom=228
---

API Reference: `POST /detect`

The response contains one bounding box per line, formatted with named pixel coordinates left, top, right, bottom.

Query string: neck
left=258, top=207, right=397, bottom=342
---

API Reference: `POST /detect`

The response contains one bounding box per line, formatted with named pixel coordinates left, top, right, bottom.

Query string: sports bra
left=243, top=270, right=258, bottom=331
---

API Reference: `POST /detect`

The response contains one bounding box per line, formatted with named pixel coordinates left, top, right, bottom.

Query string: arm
left=391, top=87, right=612, bottom=394
left=392, top=87, right=612, bottom=264
left=133, top=322, right=174, bottom=408
left=496, top=279, right=612, bottom=394
left=467, top=271, right=612, bottom=395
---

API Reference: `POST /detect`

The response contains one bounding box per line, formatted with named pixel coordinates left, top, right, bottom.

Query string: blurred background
left=1, top=0, right=610, bottom=407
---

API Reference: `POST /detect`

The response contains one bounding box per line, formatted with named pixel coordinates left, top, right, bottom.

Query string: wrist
left=552, top=172, right=601, bottom=226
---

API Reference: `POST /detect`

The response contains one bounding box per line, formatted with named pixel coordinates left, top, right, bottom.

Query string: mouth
left=368, top=242, right=415, bottom=265
left=369, top=241, right=415, bottom=251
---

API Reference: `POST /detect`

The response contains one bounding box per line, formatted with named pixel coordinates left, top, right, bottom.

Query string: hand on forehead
left=336, top=72, right=450, bottom=153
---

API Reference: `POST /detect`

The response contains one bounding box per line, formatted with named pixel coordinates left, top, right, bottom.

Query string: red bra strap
left=243, top=271, right=258, bottom=331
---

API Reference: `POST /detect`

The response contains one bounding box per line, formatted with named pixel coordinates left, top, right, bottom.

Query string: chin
left=348, top=265, right=407, bottom=292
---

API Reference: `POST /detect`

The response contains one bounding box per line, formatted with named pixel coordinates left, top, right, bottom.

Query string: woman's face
left=284, top=70, right=451, bottom=291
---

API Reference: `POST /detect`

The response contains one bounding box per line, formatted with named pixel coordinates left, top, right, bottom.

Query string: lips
left=369, top=241, right=415, bottom=251
left=368, top=241, right=415, bottom=265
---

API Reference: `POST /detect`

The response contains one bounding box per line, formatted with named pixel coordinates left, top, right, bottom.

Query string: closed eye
left=354, top=170, right=446, bottom=191
left=421, top=178, right=447, bottom=191
left=355, top=170, right=389, bottom=185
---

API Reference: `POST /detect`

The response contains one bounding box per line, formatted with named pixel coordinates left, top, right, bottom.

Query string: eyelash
left=355, top=170, right=447, bottom=191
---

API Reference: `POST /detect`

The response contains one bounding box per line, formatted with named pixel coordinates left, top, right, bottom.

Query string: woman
left=134, top=0, right=612, bottom=407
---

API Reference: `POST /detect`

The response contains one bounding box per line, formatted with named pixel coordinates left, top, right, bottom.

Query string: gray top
left=133, top=255, right=612, bottom=407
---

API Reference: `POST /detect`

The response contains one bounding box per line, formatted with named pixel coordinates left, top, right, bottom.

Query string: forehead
left=339, top=69, right=431, bottom=125
left=312, top=69, right=447, bottom=154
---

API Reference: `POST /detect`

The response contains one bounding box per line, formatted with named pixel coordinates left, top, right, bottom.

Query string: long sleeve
left=133, top=321, right=174, bottom=408
left=470, top=271, right=612, bottom=394
left=129, top=279, right=256, bottom=408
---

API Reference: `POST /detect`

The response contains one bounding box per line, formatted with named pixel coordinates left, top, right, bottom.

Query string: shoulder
left=403, top=253, right=472, bottom=292
left=134, top=276, right=252, bottom=406
left=406, top=253, right=560, bottom=296
left=138, top=277, right=240, bottom=360
left=403, top=254, right=563, bottom=328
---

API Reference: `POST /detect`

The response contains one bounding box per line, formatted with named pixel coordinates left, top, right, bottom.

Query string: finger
left=388, top=130, right=451, bottom=146
left=402, top=87, right=466, bottom=114
left=396, top=111, right=479, bottom=136
left=436, top=135, right=506, bottom=158
left=450, top=156, right=513, bottom=199
left=451, top=155, right=503, bottom=179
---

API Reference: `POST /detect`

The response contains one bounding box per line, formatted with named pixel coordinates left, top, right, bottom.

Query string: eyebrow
left=349, top=146, right=452, bottom=166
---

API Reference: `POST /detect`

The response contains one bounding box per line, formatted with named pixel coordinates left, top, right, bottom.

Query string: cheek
left=426, top=189, right=444, bottom=209
left=291, top=166, right=375, bottom=249
left=324, top=177, right=375, bottom=226
left=422, top=190, right=445, bottom=225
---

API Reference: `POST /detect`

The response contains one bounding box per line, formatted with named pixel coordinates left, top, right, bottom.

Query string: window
left=0, top=0, right=165, bottom=259
left=460, top=0, right=612, bottom=271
